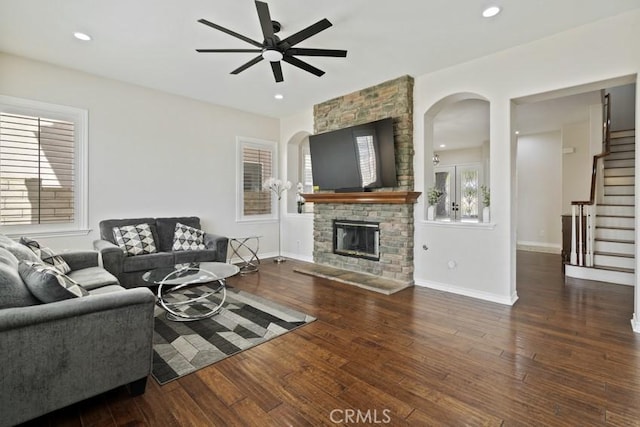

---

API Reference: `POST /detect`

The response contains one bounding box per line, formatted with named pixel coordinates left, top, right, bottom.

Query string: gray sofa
left=0, top=234, right=155, bottom=426
left=94, top=216, right=228, bottom=288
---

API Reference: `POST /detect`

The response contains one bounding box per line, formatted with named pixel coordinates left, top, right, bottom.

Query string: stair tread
left=594, top=251, right=635, bottom=258
left=596, top=215, right=634, bottom=218
left=610, top=129, right=635, bottom=135
left=592, top=265, right=635, bottom=273
left=595, top=225, right=635, bottom=230
left=594, top=238, right=635, bottom=244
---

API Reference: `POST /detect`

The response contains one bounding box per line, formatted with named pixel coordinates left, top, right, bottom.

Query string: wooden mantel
left=301, top=191, right=421, bottom=204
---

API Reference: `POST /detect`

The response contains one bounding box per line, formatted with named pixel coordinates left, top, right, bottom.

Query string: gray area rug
left=152, top=285, right=316, bottom=384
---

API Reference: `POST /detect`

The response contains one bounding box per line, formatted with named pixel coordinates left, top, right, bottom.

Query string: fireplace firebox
left=333, top=220, right=380, bottom=261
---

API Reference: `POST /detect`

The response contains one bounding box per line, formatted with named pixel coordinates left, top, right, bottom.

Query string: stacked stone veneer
left=312, top=75, right=416, bottom=284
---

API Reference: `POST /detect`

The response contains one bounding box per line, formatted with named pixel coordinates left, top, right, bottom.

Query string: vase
left=427, top=205, right=435, bottom=221
left=483, top=206, right=490, bottom=223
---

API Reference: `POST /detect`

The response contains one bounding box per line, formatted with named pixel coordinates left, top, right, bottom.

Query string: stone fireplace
left=307, top=76, right=418, bottom=285
left=304, top=191, right=420, bottom=285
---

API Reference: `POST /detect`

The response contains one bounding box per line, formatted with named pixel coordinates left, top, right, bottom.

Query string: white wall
left=280, top=109, right=314, bottom=261
left=435, top=147, right=483, bottom=165
left=0, top=52, right=280, bottom=252
left=412, top=9, right=640, bottom=306
left=516, top=131, right=562, bottom=252
left=609, top=84, right=636, bottom=131
left=561, top=121, right=591, bottom=213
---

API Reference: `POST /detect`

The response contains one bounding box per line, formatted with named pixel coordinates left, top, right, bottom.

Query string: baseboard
left=632, top=314, right=640, bottom=334
left=414, top=278, right=518, bottom=306
left=232, top=251, right=313, bottom=264
left=517, top=241, right=561, bottom=254
left=282, top=252, right=314, bottom=263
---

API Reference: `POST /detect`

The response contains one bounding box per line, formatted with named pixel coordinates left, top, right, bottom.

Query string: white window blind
left=302, top=149, right=313, bottom=190
left=242, top=145, right=273, bottom=216
left=0, top=113, right=75, bottom=225
left=355, top=134, right=377, bottom=187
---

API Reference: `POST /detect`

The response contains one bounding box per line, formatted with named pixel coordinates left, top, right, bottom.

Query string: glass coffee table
left=142, top=262, right=239, bottom=322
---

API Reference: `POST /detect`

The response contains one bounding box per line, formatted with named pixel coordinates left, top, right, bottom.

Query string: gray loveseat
left=0, top=234, right=155, bottom=426
left=94, top=216, right=229, bottom=288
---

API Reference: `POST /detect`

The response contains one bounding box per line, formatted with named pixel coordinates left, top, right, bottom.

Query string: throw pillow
left=19, top=236, right=72, bottom=274
left=18, top=260, right=89, bottom=303
left=172, top=222, right=206, bottom=251
left=113, top=223, right=158, bottom=256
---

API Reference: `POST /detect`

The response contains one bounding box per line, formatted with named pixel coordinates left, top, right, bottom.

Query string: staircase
left=566, top=129, right=636, bottom=285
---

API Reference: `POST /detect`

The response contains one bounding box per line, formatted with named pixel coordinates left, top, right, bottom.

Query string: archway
left=424, top=93, right=490, bottom=222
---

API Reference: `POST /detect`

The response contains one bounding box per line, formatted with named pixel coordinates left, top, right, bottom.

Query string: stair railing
left=569, top=93, right=611, bottom=267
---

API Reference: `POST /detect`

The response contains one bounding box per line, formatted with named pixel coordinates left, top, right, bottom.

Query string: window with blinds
left=301, top=147, right=313, bottom=192
left=241, top=144, right=273, bottom=217
left=0, top=113, right=75, bottom=225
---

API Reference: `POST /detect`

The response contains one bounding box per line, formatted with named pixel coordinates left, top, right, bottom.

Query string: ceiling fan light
left=262, top=48, right=283, bottom=62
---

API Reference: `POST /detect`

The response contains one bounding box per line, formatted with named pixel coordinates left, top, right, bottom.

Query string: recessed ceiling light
left=439, top=144, right=446, bottom=148
left=274, top=94, right=284, bottom=100
left=515, top=131, right=520, bottom=135
left=73, top=32, right=92, bottom=41
left=482, top=6, right=501, bottom=18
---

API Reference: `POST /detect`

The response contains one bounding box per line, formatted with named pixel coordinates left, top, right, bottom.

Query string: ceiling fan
left=196, top=0, right=347, bottom=83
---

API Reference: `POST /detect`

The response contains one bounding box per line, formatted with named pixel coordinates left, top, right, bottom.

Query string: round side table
left=229, top=236, right=261, bottom=274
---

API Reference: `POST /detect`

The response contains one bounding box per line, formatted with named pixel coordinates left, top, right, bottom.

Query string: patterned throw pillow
left=18, top=260, right=89, bottom=303
left=172, top=222, right=206, bottom=251
left=113, top=223, right=157, bottom=256
left=19, top=236, right=72, bottom=274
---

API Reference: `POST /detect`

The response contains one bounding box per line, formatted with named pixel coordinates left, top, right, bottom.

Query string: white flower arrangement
left=262, top=177, right=292, bottom=200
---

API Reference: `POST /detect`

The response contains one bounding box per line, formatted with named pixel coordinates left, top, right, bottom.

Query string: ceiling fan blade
left=282, top=55, right=325, bottom=77
left=286, top=48, right=347, bottom=57
left=196, top=49, right=262, bottom=53
left=281, top=18, right=332, bottom=47
left=231, top=55, right=264, bottom=74
left=270, top=61, right=284, bottom=83
left=198, top=18, right=263, bottom=48
left=255, top=1, right=276, bottom=46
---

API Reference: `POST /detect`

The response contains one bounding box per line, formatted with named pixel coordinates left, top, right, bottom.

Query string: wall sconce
left=432, top=153, right=440, bottom=166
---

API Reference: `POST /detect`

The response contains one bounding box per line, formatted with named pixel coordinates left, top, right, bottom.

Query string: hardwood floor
left=22, top=251, right=640, bottom=426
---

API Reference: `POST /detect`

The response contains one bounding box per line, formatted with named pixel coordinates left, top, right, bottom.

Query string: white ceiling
left=1, top=0, right=639, bottom=119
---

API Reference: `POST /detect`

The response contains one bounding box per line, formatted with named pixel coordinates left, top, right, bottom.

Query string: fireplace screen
left=333, top=220, right=380, bottom=261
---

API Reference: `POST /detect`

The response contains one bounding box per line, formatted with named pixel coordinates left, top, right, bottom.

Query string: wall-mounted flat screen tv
left=308, top=118, right=397, bottom=192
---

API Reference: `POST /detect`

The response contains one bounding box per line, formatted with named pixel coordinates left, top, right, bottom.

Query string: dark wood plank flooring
left=21, top=251, right=640, bottom=426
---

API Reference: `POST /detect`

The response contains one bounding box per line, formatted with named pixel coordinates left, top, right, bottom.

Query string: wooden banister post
left=578, top=205, right=583, bottom=266
left=570, top=205, right=577, bottom=265
left=585, top=205, right=593, bottom=267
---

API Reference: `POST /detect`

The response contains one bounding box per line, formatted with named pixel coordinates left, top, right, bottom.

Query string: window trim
left=0, top=95, right=89, bottom=237
left=236, top=136, right=278, bottom=223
